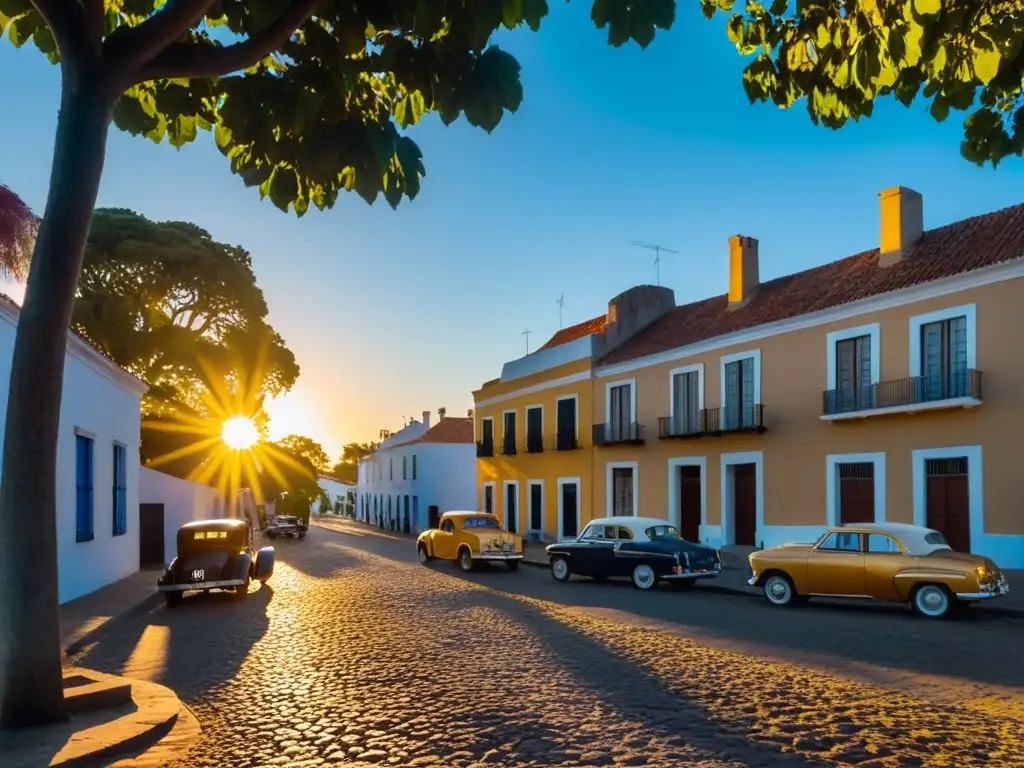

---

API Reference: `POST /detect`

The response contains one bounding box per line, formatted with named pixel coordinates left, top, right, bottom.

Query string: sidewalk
left=61, top=568, right=162, bottom=656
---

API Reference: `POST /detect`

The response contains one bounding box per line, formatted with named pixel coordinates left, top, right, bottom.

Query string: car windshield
left=645, top=525, right=680, bottom=540
left=463, top=517, right=500, bottom=529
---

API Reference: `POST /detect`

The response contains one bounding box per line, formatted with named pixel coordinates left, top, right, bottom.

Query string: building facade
left=317, top=475, right=354, bottom=514
left=139, top=467, right=226, bottom=567
left=0, top=295, right=149, bottom=604
left=474, top=188, right=1024, bottom=567
left=356, top=412, right=475, bottom=534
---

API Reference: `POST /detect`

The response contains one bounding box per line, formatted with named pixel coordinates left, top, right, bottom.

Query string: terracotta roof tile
left=409, top=416, right=474, bottom=444
left=538, top=314, right=607, bottom=352
left=599, top=202, right=1024, bottom=366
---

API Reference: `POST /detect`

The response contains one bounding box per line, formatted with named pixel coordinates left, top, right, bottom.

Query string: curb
left=64, top=590, right=163, bottom=657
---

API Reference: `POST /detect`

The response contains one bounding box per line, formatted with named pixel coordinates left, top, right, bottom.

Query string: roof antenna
left=522, top=328, right=532, bottom=354
left=630, top=240, right=680, bottom=287
left=556, top=294, right=565, bottom=329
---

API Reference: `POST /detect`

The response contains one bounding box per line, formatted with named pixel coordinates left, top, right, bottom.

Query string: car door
left=432, top=518, right=457, bottom=559
left=862, top=532, right=907, bottom=601
left=807, top=531, right=867, bottom=595
left=572, top=524, right=610, bottom=576
left=610, top=526, right=640, bottom=577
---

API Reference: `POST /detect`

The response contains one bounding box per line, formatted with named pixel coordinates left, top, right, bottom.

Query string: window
left=402, top=456, right=407, bottom=479
left=483, top=484, right=493, bottom=514
left=389, top=457, right=393, bottom=480
left=920, top=315, right=969, bottom=400
left=817, top=531, right=860, bottom=551
left=835, top=334, right=874, bottom=412
left=646, top=524, right=680, bottom=540
left=616, top=526, right=634, bottom=540
left=441, top=518, right=455, bottom=533
left=526, top=406, right=543, bottom=453
left=480, top=418, right=494, bottom=455
left=611, top=467, right=635, bottom=516
left=464, top=517, right=500, bottom=529
left=112, top=444, right=127, bottom=536
left=671, top=367, right=701, bottom=434
left=502, top=411, right=517, bottom=455
left=412, top=455, right=417, bottom=479
left=608, top=383, right=633, bottom=441
left=75, top=434, right=94, bottom=542
left=723, top=355, right=756, bottom=429
left=865, top=533, right=899, bottom=553
left=555, top=396, right=577, bottom=450
left=581, top=524, right=606, bottom=540
left=924, top=531, right=950, bottom=547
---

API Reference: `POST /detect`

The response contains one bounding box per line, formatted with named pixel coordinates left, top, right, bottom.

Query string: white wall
left=139, top=467, right=222, bottom=565
left=317, top=476, right=352, bottom=512
left=0, top=304, right=148, bottom=605
left=355, top=442, right=476, bottom=533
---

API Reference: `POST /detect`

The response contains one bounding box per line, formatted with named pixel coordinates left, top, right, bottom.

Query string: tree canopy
left=0, top=183, right=35, bottom=280
left=331, top=441, right=375, bottom=484
left=275, top=433, right=330, bottom=473
left=702, top=0, right=1023, bottom=166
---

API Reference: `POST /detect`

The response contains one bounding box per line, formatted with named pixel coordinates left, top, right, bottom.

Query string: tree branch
left=82, top=0, right=104, bottom=53
left=104, top=0, right=215, bottom=74
left=30, top=0, right=94, bottom=71
left=130, top=0, right=320, bottom=83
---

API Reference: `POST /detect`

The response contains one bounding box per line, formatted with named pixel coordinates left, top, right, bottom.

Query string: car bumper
left=957, top=576, right=1010, bottom=600
left=747, top=575, right=758, bottom=586
left=473, top=552, right=525, bottom=561
left=665, top=568, right=720, bottom=581
left=159, top=578, right=246, bottom=592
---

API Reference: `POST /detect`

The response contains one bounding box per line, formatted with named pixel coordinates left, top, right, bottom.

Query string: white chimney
left=728, top=235, right=759, bottom=308
left=422, top=410, right=431, bottom=428
left=879, top=186, right=923, bottom=267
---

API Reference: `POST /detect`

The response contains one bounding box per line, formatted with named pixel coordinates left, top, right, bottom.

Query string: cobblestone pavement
left=73, top=524, right=1024, bottom=767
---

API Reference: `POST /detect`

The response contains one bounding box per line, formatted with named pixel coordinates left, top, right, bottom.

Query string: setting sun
left=221, top=416, right=259, bottom=450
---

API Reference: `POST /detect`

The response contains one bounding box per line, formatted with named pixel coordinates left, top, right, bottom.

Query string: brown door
left=733, top=464, right=756, bottom=546
left=838, top=462, right=875, bottom=524
left=679, top=465, right=701, bottom=542
left=139, top=503, right=165, bottom=568
left=925, top=458, right=971, bottom=552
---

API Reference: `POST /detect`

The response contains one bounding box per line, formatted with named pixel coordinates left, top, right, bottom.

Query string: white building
left=0, top=295, right=148, bottom=604
left=356, top=411, right=475, bottom=534
left=317, top=474, right=354, bottom=514
left=138, top=467, right=226, bottom=567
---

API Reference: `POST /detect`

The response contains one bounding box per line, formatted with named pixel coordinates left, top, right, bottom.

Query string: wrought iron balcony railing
left=592, top=422, right=645, bottom=446
left=476, top=441, right=494, bottom=458
left=822, top=370, right=982, bottom=417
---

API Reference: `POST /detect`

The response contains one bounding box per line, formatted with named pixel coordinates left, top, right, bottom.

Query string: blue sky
left=0, top=3, right=1020, bottom=459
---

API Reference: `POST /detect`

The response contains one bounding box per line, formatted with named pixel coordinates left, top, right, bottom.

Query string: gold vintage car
left=748, top=522, right=1009, bottom=618
left=416, top=511, right=524, bottom=572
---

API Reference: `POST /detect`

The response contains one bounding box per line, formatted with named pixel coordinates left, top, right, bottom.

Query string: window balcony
left=551, top=433, right=581, bottom=452
left=822, top=370, right=983, bottom=421
left=593, top=422, right=645, bottom=446
left=476, top=441, right=494, bottom=458
left=658, top=406, right=767, bottom=438
left=500, top=440, right=518, bottom=457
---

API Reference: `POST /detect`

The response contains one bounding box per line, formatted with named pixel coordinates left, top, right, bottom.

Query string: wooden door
left=560, top=482, right=579, bottom=539
left=678, top=465, right=701, bottom=542
left=139, top=503, right=165, bottom=568
left=838, top=462, right=875, bottom=524
left=733, top=464, right=756, bottom=546
left=925, top=458, right=971, bottom=552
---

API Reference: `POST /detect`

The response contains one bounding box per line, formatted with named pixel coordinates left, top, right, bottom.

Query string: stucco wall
left=139, top=467, right=222, bottom=564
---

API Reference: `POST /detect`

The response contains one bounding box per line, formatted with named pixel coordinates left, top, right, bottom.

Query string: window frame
left=75, top=432, right=95, bottom=543
left=815, top=531, right=862, bottom=552
left=864, top=532, right=902, bottom=554
left=719, top=349, right=761, bottom=427
left=112, top=442, right=127, bottom=537
left=605, top=460, right=639, bottom=517
left=668, top=363, right=704, bottom=430
left=502, top=409, right=517, bottom=454
left=825, top=323, right=881, bottom=392
left=554, top=394, right=579, bottom=449
left=525, top=404, right=544, bottom=453
left=908, top=304, right=976, bottom=380
left=603, top=378, right=637, bottom=431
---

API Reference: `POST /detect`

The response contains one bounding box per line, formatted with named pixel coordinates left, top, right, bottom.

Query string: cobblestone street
left=73, top=524, right=1024, bottom=767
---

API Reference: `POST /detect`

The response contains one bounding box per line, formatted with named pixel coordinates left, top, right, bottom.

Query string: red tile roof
left=599, top=202, right=1024, bottom=366
left=409, top=416, right=474, bottom=444
left=538, top=314, right=607, bottom=352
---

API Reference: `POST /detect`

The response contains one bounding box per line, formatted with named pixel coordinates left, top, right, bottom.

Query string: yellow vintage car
left=748, top=522, right=1009, bottom=618
left=416, top=511, right=524, bottom=572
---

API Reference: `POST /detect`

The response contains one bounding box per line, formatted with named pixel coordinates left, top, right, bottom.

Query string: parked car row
left=416, top=512, right=1011, bottom=620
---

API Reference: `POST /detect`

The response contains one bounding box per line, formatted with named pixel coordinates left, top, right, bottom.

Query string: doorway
left=728, top=462, right=757, bottom=546
left=558, top=478, right=580, bottom=540
left=528, top=481, right=543, bottom=533
left=925, top=457, right=971, bottom=552
left=504, top=481, right=519, bottom=533
left=678, top=465, right=702, bottom=542
left=139, top=503, right=165, bottom=568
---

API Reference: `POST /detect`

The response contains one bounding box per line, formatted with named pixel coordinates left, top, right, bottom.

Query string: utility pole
left=630, top=240, right=680, bottom=287
left=556, top=294, right=565, bottom=329
left=522, top=328, right=532, bottom=355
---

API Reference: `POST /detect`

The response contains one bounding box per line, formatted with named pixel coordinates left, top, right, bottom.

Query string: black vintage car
left=546, top=516, right=722, bottom=590
left=158, top=518, right=275, bottom=607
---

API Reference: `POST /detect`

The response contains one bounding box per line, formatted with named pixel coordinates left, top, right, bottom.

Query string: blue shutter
left=76, top=435, right=94, bottom=542
left=112, top=444, right=127, bottom=536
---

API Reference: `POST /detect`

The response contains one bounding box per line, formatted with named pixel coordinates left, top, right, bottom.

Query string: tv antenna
left=556, top=294, right=565, bottom=329
left=630, top=240, right=680, bottom=286
left=522, top=328, right=532, bottom=354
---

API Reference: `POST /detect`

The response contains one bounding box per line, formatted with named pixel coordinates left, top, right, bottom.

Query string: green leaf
left=972, top=38, right=1001, bottom=85
left=393, top=90, right=426, bottom=129
left=929, top=94, right=949, bottom=122
left=8, top=10, right=40, bottom=47
left=769, top=0, right=787, bottom=14
left=912, top=0, right=940, bottom=16
left=501, top=0, right=523, bottom=29
left=522, top=0, right=548, bottom=30
left=0, top=0, right=32, bottom=16
left=267, top=166, right=299, bottom=213
left=214, top=123, right=233, bottom=152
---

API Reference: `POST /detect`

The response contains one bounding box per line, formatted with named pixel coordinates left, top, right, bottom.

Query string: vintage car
left=417, top=511, right=524, bottom=572
left=748, top=522, right=1010, bottom=618
left=158, top=518, right=275, bottom=607
left=546, top=516, right=723, bottom=590
left=266, top=515, right=303, bottom=539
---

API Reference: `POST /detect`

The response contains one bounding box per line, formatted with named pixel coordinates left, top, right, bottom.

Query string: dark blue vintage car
left=158, top=518, right=274, bottom=607
left=546, top=516, right=722, bottom=590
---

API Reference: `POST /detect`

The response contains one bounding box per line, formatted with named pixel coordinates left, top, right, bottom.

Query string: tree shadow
left=75, top=583, right=273, bottom=702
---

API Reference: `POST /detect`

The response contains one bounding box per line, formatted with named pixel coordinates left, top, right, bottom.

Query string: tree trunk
left=0, top=75, right=113, bottom=728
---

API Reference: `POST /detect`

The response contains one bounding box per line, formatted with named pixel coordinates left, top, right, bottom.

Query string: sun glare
left=222, top=416, right=259, bottom=450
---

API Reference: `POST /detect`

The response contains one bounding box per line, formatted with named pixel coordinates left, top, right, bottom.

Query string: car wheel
left=762, top=573, right=797, bottom=607
left=417, top=544, right=433, bottom=564
left=631, top=564, right=657, bottom=590
left=912, top=584, right=954, bottom=619
left=551, top=557, right=571, bottom=582
left=458, top=548, right=473, bottom=572
left=164, top=591, right=183, bottom=608
left=507, top=560, right=520, bottom=571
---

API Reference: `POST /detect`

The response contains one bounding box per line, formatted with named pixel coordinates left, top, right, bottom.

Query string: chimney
left=728, top=235, right=759, bottom=308
left=596, top=285, right=675, bottom=357
left=438, top=407, right=446, bottom=421
left=422, top=410, right=431, bottom=428
left=878, top=186, right=923, bottom=267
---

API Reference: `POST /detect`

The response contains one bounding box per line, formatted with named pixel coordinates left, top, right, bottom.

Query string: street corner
left=0, top=667, right=199, bottom=768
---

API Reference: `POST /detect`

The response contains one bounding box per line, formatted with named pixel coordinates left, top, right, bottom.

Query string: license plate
left=191, top=569, right=205, bottom=582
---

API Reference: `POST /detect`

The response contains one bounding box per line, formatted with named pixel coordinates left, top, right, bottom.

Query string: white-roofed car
left=545, top=516, right=722, bottom=590
left=747, top=522, right=1010, bottom=618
